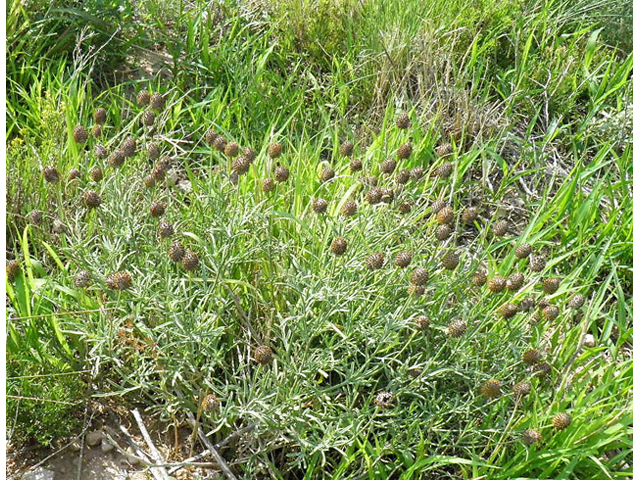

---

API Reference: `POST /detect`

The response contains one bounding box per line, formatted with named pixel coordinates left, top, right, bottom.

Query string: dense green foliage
left=6, top=0, right=632, bottom=478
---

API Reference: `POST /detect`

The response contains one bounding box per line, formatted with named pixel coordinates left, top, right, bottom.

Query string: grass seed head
left=43, top=166, right=60, bottom=183
left=350, top=159, right=363, bottom=172
left=568, top=294, right=585, bottom=309
left=397, top=142, right=412, bottom=159
left=471, top=270, right=487, bottom=287
left=213, top=136, right=227, bottom=152
left=150, top=200, right=167, bottom=218
left=436, top=224, right=453, bottom=241
left=441, top=251, right=460, bottom=270
left=143, top=174, right=156, bottom=188
left=320, top=167, right=335, bottom=182
left=92, top=125, right=102, bottom=138
left=522, top=429, right=542, bottom=446
left=312, top=198, right=328, bottom=213
left=408, top=284, right=425, bottom=297
left=410, top=267, right=429, bottom=285
left=254, top=345, right=273, bottom=364
left=147, top=143, right=160, bottom=160
left=94, top=108, right=107, bottom=125
left=243, top=147, right=256, bottom=162
left=29, top=210, right=43, bottom=225
left=552, top=412, right=572, bottom=430
left=435, top=162, right=453, bottom=179
left=341, top=200, right=358, bottom=216
left=68, top=169, right=82, bottom=181
left=366, top=188, right=382, bottom=205
left=158, top=221, right=174, bottom=239
left=481, top=379, right=501, bottom=399
left=492, top=219, right=509, bottom=237
left=542, top=277, right=561, bottom=294
left=168, top=242, right=185, bottom=263
left=268, top=141, right=283, bottom=159
left=396, top=169, right=411, bottom=184
left=224, top=142, right=240, bottom=157
left=396, top=113, right=411, bottom=129
left=373, top=391, right=394, bottom=409
left=340, top=140, right=354, bottom=157
left=380, top=158, right=397, bottom=175
left=106, top=271, right=132, bottom=291
left=205, top=129, right=218, bottom=146
left=73, top=125, right=88, bottom=144
left=94, top=144, right=108, bottom=159
left=461, top=207, right=478, bottom=224
left=394, top=251, right=412, bottom=268
left=498, top=303, right=518, bottom=319
left=513, top=381, right=532, bottom=397
left=122, top=137, right=137, bottom=157
left=381, top=188, right=395, bottom=204
left=436, top=207, right=454, bottom=225
left=487, top=276, right=506, bottom=293
left=415, top=316, right=430, bottom=330
left=529, top=255, right=546, bottom=272
left=150, top=92, right=165, bottom=110
left=6, top=260, right=20, bottom=282
left=233, top=156, right=251, bottom=175
left=507, top=272, right=525, bottom=291
left=436, top=143, right=452, bottom=156
left=74, top=270, right=92, bottom=288
left=515, top=243, right=532, bottom=259
left=522, top=349, right=542, bottom=365
left=182, top=251, right=199, bottom=271
left=542, top=305, right=559, bottom=321
left=410, top=166, right=425, bottom=180
left=274, top=165, right=290, bottom=182
left=201, top=394, right=221, bottom=412
left=399, top=202, right=412, bottom=214
left=262, top=178, right=276, bottom=192
left=534, top=362, right=552, bottom=378
left=330, top=237, right=348, bottom=256
left=137, top=89, right=151, bottom=106
left=108, top=149, right=125, bottom=168
left=365, top=252, right=384, bottom=270
left=83, top=191, right=102, bottom=209
left=447, top=319, right=467, bottom=338
left=519, top=297, right=535, bottom=312
left=142, top=110, right=155, bottom=126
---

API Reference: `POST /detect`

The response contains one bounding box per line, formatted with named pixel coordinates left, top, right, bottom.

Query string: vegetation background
left=6, top=0, right=632, bottom=478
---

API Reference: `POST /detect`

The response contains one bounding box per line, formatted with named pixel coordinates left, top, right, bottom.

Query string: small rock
left=69, top=440, right=81, bottom=452
left=101, top=437, right=115, bottom=453
left=21, top=467, right=55, bottom=480
left=86, top=430, right=103, bottom=446
left=583, top=334, right=596, bottom=348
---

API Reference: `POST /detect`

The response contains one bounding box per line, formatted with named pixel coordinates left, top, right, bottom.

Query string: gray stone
left=86, top=430, right=103, bottom=446
left=21, top=467, right=55, bottom=480
left=101, top=437, right=115, bottom=453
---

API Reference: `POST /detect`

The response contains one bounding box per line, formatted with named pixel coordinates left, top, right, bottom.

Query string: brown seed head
left=205, top=129, right=219, bottom=146
left=399, top=202, right=412, bottom=214
left=396, top=169, right=411, bottom=184
left=498, top=303, right=518, bottom=319
left=330, top=237, right=348, bottom=256
left=92, top=125, right=102, bottom=138
left=436, top=207, right=454, bottom=225
left=201, top=394, right=221, bottom=412
left=487, top=276, right=507, bottom=293
left=268, top=142, right=283, bottom=159
left=542, top=277, right=561, bottom=294
left=522, top=429, right=542, bottom=446
left=481, top=379, right=501, bottom=399
left=320, top=167, right=335, bottom=182
left=254, top=345, right=273, bottom=364
left=68, top=169, right=82, bottom=181
left=461, top=207, right=478, bottom=225
left=542, top=305, right=559, bottom=321
left=147, top=143, right=160, bottom=160
left=410, top=166, right=425, bottom=180
left=397, top=142, right=412, bottom=159
left=365, top=188, right=382, bottom=205
left=158, top=221, right=174, bottom=239
left=529, top=255, right=546, bottom=272
left=274, top=165, right=290, bottom=182
left=381, top=188, right=395, bottom=204
left=435, top=162, right=453, bottom=179
left=492, top=219, right=509, bottom=237
left=436, top=224, right=453, bottom=241
left=6, top=260, right=20, bottom=282
left=243, top=147, right=256, bottom=162
left=121, top=137, right=136, bottom=157
left=142, top=110, right=155, bottom=127
left=29, top=210, right=43, bottom=225
left=83, top=191, right=102, bottom=209
left=107, top=150, right=125, bottom=168
left=552, top=412, right=572, bottom=430
left=522, top=349, right=542, bottom=365
left=137, top=89, right=151, bottom=106
left=447, top=319, right=467, bottom=338
left=415, top=316, right=430, bottom=330
left=436, top=143, right=452, bottom=156
left=94, top=108, right=107, bottom=125
left=506, top=272, right=525, bottom=291
left=373, top=391, right=394, bottom=409
left=150, top=92, right=165, bottom=111
left=106, top=271, right=132, bottom=291
left=182, top=251, right=199, bottom=271
left=408, top=284, right=425, bottom=297
left=568, top=294, right=585, bottom=309
left=73, top=125, right=88, bottom=144
left=43, top=166, right=60, bottom=184
left=513, top=381, right=532, bottom=397
left=224, top=142, right=240, bottom=157
left=168, top=242, right=185, bottom=263
left=213, top=136, right=227, bottom=152
left=312, top=198, right=328, bottom=213
left=74, top=270, right=92, bottom=288
left=350, top=159, right=363, bottom=172
left=515, top=243, right=533, bottom=259
left=441, top=251, right=460, bottom=270
left=94, top=144, right=108, bottom=159
left=410, top=267, right=429, bottom=286
left=471, top=270, right=487, bottom=287
left=340, top=141, right=354, bottom=157
left=232, top=156, right=251, bottom=175
left=150, top=200, right=167, bottom=218
left=394, top=251, right=412, bottom=268
left=519, top=297, right=535, bottom=312
left=262, top=178, right=276, bottom=192
left=365, top=253, right=384, bottom=270
left=396, top=113, right=411, bottom=129
left=380, top=158, right=397, bottom=175
left=341, top=200, right=358, bottom=217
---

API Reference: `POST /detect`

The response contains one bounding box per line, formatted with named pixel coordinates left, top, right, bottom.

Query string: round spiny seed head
left=213, top=136, right=227, bottom=152
left=366, top=188, right=382, bottom=205
left=94, top=144, right=108, bottom=159
left=74, top=270, right=92, bottom=288
left=487, top=276, right=507, bottom=293
left=350, top=158, right=363, bottom=172
left=380, top=158, right=397, bottom=175
left=147, top=143, right=160, bottom=160
left=168, top=242, right=185, bottom=263
left=415, top=316, right=430, bottom=330
left=340, top=140, right=354, bottom=157
left=108, top=149, right=125, bottom=168
left=431, top=200, right=447, bottom=214
left=534, top=362, right=552, bottom=378
left=410, top=267, right=429, bottom=286
left=330, top=237, right=348, bottom=256
left=447, top=319, right=467, bottom=338
left=43, top=166, right=60, bottom=183
left=542, top=277, right=561, bottom=294
left=73, top=125, right=88, bottom=144
left=515, top=243, right=532, bottom=259
left=150, top=200, right=167, bottom=218
left=341, top=200, right=358, bottom=217
left=436, top=143, right=452, bottom=156
left=436, top=207, right=454, bottom=225
left=142, top=110, right=155, bottom=127
left=519, top=297, right=535, bottom=312
left=396, top=113, right=411, bottom=129
left=52, top=219, right=66, bottom=234
left=399, top=202, right=412, bottom=214
left=492, top=219, right=509, bottom=237
left=522, top=349, right=542, bottom=365
left=529, top=255, right=546, bottom=272
left=137, top=89, right=151, bottom=106
left=498, top=303, right=518, bottom=319
left=205, top=129, right=218, bottom=146
left=312, top=198, right=328, bottom=213
left=29, top=210, right=43, bottom=225
left=381, top=188, right=395, bottom=204
left=552, top=412, right=572, bottom=430
left=254, top=345, right=273, bottom=364
left=542, top=305, right=559, bottom=321
left=396, top=169, right=411, bottom=184
left=94, top=108, right=107, bottom=125
left=92, top=125, right=102, bottom=138
left=513, top=381, right=532, bottom=397
left=461, top=207, right=478, bottom=225
left=373, top=391, right=394, bottom=409
left=274, top=165, right=290, bottom=182
left=262, top=178, right=275, bottom=192
left=106, top=271, right=132, bottom=291
left=365, top=253, right=384, bottom=270
left=201, top=394, right=221, bottom=412
left=362, top=175, right=378, bottom=187
left=243, top=147, right=256, bottom=162
left=143, top=174, right=156, bottom=188
left=157, top=156, right=172, bottom=174
left=441, top=251, right=460, bottom=270
left=568, top=294, right=585, bottom=309
left=6, top=260, right=20, bottom=282
left=408, top=284, right=425, bottom=297
left=436, top=224, right=453, bottom=241
left=394, top=251, right=412, bottom=268
left=182, top=251, right=199, bottom=271
left=224, top=141, right=240, bottom=157
left=411, top=166, right=425, bottom=180
left=232, top=156, right=251, bottom=175
left=83, top=191, right=101, bottom=209
left=481, top=379, right=501, bottom=399
left=150, top=92, right=165, bottom=110
left=435, top=162, right=453, bottom=179
left=507, top=272, right=525, bottom=291
left=397, top=142, right=412, bottom=160
left=158, top=221, right=174, bottom=239
left=320, top=167, right=335, bottom=182
left=522, top=429, right=542, bottom=446
left=229, top=171, right=239, bottom=186
left=538, top=298, right=551, bottom=310
left=121, top=137, right=136, bottom=157
left=471, top=270, right=487, bottom=287
left=68, top=168, right=82, bottom=181
left=268, top=141, right=283, bottom=159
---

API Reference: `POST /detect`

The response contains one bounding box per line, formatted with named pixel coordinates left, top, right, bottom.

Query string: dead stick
left=132, top=409, right=171, bottom=480
left=187, top=413, right=238, bottom=480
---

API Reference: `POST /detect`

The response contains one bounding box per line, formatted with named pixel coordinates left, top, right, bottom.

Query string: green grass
left=6, top=0, right=632, bottom=478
